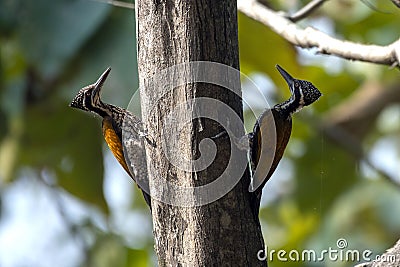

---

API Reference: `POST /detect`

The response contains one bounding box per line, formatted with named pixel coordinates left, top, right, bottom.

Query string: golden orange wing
left=102, top=116, right=132, bottom=177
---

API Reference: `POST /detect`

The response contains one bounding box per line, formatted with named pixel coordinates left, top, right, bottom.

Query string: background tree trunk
left=136, top=0, right=265, bottom=265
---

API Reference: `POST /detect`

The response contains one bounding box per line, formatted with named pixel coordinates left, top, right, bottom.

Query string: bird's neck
left=274, top=94, right=304, bottom=119
left=89, top=100, right=108, bottom=118
left=102, top=103, right=126, bottom=122
left=90, top=99, right=123, bottom=121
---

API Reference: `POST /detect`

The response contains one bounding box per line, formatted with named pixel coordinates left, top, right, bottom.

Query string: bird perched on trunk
left=249, top=65, right=322, bottom=202
left=70, top=68, right=152, bottom=208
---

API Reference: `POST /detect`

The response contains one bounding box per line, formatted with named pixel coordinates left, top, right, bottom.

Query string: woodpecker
left=250, top=64, right=322, bottom=200
left=69, top=68, right=152, bottom=208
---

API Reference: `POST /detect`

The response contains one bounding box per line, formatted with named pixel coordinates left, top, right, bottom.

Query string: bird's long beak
left=94, top=67, right=111, bottom=91
left=92, top=67, right=111, bottom=106
left=276, top=64, right=295, bottom=88
left=91, top=67, right=112, bottom=103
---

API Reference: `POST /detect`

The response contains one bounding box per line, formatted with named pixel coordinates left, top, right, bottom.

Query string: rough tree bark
left=136, top=0, right=265, bottom=266
left=356, top=239, right=400, bottom=267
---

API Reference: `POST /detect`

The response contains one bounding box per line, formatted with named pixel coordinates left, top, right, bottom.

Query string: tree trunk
left=136, top=1, right=265, bottom=265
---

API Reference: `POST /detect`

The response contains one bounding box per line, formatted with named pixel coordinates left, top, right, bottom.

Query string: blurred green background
left=0, top=0, right=399, bottom=266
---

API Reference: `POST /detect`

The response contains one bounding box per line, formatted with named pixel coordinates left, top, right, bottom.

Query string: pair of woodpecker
left=70, top=65, right=321, bottom=209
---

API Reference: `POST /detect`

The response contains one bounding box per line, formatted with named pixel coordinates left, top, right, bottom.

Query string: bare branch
left=391, top=0, right=400, bottom=8
left=90, top=0, right=135, bottom=9
left=237, top=0, right=400, bottom=67
left=359, top=0, right=392, bottom=14
left=287, top=0, right=327, bottom=22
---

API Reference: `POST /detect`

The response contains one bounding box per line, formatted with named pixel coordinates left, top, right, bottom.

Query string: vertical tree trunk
left=136, top=1, right=265, bottom=265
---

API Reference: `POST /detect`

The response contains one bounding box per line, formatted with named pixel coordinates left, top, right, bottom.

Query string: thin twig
left=287, top=0, right=327, bottom=22
left=237, top=0, right=400, bottom=67
left=391, top=0, right=400, bottom=8
left=89, top=0, right=135, bottom=9
left=360, top=0, right=392, bottom=14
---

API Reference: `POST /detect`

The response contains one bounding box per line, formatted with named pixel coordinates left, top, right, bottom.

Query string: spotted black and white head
left=69, top=67, right=111, bottom=116
left=275, top=64, right=322, bottom=117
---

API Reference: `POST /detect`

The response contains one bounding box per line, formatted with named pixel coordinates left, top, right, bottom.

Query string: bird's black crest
left=296, top=80, right=322, bottom=107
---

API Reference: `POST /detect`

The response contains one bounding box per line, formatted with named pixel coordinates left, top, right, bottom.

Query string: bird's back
left=251, top=108, right=292, bottom=195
